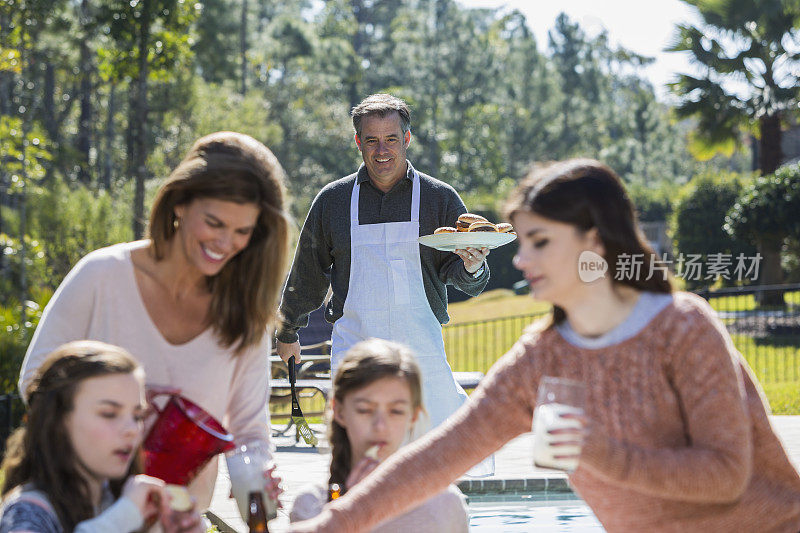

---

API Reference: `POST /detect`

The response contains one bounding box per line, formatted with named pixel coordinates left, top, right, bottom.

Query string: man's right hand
left=276, top=340, right=302, bottom=364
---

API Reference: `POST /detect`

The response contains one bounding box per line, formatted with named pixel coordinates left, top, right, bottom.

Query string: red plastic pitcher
left=143, top=395, right=235, bottom=485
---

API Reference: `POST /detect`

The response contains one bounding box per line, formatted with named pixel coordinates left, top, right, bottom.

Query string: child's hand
left=160, top=506, right=205, bottom=533
left=263, top=463, right=284, bottom=506
left=121, top=474, right=170, bottom=523
left=345, top=456, right=380, bottom=491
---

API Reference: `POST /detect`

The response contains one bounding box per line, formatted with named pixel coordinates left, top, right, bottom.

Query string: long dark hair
left=327, top=339, right=423, bottom=498
left=1, top=341, right=144, bottom=531
left=148, top=131, right=291, bottom=353
left=504, top=158, right=672, bottom=324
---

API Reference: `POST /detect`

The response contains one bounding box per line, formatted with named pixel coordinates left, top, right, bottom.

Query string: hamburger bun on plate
left=434, top=226, right=457, bottom=234
left=456, top=213, right=488, bottom=232
left=468, top=221, right=498, bottom=232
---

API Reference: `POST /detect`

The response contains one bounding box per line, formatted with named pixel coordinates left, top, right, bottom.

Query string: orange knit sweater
left=292, top=292, right=800, bottom=532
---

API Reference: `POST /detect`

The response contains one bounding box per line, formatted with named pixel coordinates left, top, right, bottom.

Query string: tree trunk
left=18, top=35, right=30, bottom=321
left=132, top=14, right=151, bottom=240
left=19, top=180, right=27, bottom=317
left=0, top=71, right=10, bottom=115
left=0, top=177, right=4, bottom=279
left=0, top=9, right=10, bottom=116
left=42, top=62, right=57, bottom=143
left=348, top=0, right=365, bottom=110
left=240, top=0, right=248, bottom=95
left=754, top=113, right=784, bottom=306
left=77, top=38, right=93, bottom=185
left=125, top=85, right=135, bottom=195
left=759, top=113, right=783, bottom=176
left=102, top=83, right=116, bottom=190
left=428, top=0, right=442, bottom=178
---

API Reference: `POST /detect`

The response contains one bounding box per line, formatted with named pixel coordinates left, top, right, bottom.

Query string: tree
left=0, top=116, right=51, bottom=306
left=97, top=0, right=199, bottom=238
left=668, top=0, right=800, bottom=291
left=193, top=0, right=240, bottom=83
left=725, top=163, right=800, bottom=298
left=668, top=0, right=800, bottom=175
left=671, top=171, right=756, bottom=288
left=496, top=10, right=555, bottom=179
left=548, top=13, right=607, bottom=157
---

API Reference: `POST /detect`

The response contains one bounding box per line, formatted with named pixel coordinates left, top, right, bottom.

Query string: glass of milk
left=532, top=376, right=586, bottom=472
left=224, top=441, right=278, bottom=521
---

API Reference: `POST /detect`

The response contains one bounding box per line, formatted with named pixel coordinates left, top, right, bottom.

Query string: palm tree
left=667, top=0, right=800, bottom=295
left=668, top=0, right=800, bottom=175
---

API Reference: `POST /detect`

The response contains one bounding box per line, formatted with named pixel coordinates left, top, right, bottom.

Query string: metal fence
left=2, top=284, right=799, bottom=454
left=444, top=284, right=800, bottom=385
left=444, top=312, right=547, bottom=374
left=697, top=283, right=800, bottom=384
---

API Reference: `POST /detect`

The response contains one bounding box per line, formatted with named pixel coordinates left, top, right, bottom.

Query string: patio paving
left=208, top=415, right=800, bottom=533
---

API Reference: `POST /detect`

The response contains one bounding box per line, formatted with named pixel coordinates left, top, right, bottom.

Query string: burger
left=434, top=226, right=457, bottom=234
left=496, top=223, right=515, bottom=234
left=456, top=213, right=488, bottom=232
left=468, top=221, right=498, bottom=232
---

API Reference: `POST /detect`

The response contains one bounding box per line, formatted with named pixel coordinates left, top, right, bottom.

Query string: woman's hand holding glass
left=225, top=441, right=282, bottom=521
left=533, top=377, right=589, bottom=472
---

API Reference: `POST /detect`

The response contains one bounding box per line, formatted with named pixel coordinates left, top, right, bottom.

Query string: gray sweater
left=0, top=484, right=143, bottom=533
left=277, top=162, right=489, bottom=344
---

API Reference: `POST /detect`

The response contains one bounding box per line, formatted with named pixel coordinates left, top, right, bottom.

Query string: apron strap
left=350, top=177, right=361, bottom=226
left=350, top=166, right=421, bottom=227
left=410, top=168, right=420, bottom=222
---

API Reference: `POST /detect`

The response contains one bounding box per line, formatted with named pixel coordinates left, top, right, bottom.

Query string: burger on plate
left=496, top=223, right=515, bottom=234
left=468, top=221, right=498, bottom=232
left=456, top=213, right=488, bottom=232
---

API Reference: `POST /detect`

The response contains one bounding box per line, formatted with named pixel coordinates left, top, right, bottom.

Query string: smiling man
left=276, top=93, right=491, bottom=442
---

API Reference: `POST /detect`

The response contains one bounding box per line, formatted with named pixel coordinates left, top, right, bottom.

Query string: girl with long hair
left=19, top=131, right=291, bottom=509
left=290, top=159, right=800, bottom=532
left=289, top=338, right=468, bottom=532
left=1, top=340, right=202, bottom=532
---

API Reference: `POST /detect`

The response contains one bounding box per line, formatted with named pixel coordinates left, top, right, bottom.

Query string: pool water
left=468, top=493, right=604, bottom=531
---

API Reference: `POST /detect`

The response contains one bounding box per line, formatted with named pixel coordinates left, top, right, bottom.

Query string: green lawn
left=447, top=289, right=551, bottom=323
left=762, top=382, right=800, bottom=414
left=705, top=289, right=800, bottom=313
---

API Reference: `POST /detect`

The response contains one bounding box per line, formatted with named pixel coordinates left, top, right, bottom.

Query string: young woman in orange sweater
left=290, top=159, right=800, bottom=533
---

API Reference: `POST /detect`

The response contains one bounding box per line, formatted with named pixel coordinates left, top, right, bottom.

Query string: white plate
left=418, top=232, right=517, bottom=251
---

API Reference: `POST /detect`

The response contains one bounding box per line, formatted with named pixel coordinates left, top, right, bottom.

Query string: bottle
left=247, top=491, right=270, bottom=533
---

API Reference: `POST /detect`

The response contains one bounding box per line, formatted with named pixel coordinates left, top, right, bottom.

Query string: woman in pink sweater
left=19, top=132, right=290, bottom=509
left=290, top=159, right=800, bottom=532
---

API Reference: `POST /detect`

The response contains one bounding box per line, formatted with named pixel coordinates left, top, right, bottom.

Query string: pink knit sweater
left=291, top=292, right=800, bottom=532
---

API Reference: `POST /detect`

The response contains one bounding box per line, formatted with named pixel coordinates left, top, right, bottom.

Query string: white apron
left=330, top=171, right=494, bottom=476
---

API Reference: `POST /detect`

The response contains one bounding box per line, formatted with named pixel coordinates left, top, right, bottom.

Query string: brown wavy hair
left=504, top=158, right=673, bottom=325
left=327, top=339, right=423, bottom=499
left=1, top=341, right=144, bottom=531
left=148, top=131, right=291, bottom=353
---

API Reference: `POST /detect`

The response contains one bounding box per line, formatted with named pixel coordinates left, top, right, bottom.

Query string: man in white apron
left=277, top=94, right=493, bottom=474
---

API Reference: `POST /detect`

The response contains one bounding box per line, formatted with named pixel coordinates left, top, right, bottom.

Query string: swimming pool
left=468, top=492, right=604, bottom=531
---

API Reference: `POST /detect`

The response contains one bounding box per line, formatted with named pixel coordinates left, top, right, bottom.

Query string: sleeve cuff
left=114, top=497, right=144, bottom=529
left=276, top=329, right=300, bottom=344
left=470, top=263, right=487, bottom=279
